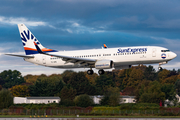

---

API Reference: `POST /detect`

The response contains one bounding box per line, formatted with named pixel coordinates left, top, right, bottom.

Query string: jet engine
left=95, top=60, right=113, bottom=69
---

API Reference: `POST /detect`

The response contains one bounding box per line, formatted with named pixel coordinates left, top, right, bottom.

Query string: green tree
left=58, top=86, right=76, bottom=106
left=60, top=86, right=76, bottom=100
left=108, top=87, right=121, bottom=106
left=0, top=70, right=25, bottom=88
left=29, top=75, right=64, bottom=96
left=158, top=69, right=170, bottom=83
left=0, top=89, right=13, bottom=109
left=61, top=70, right=74, bottom=84
left=67, top=72, right=98, bottom=95
left=100, top=87, right=120, bottom=106
left=135, top=80, right=151, bottom=102
left=139, top=81, right=165, bottom=103
left=95, top=73, right=115, bottom=93
left=122, top=86, right=136, bottom=96
left=100, top=95, right=109, bottom=106
left=24, top=74, right=39, bottom=84
left=161, top=84, right=176, bottom=101
left=0, top=77, right=5, bottom=86
left=114, top=69, right=128, bottom=90
left=74, top=94, right=94, bottom=107
left=175, top=79, right=180, bottom=96
left=169, top=69, right=178, bottom=76
left=126, top=68, right=144, bottom=87
left=85, top=72, right=98, bottom=85
left=114, top=68, right=134, bottom=90
left=10, top=85, right=30, bottom=97
left=144, top=65, right=157, bottom=81
left=162, top=75, right=178, bottom=84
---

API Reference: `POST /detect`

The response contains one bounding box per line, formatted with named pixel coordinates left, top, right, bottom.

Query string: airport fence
left=0, top=109, right=180, bottom=116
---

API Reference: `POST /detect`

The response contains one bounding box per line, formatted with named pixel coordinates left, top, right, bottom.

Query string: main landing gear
left=98, top=69, right=105, bottom=75
left=87, top=69, right=105, bottom=75
left=87, top=69, right=94, bottom=75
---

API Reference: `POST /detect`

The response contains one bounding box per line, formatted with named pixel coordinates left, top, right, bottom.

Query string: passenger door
left=152, top=48, right=156, bottom=57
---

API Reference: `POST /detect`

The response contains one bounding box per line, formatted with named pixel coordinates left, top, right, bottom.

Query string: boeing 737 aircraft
left=6, top=24, right=177, bottom=75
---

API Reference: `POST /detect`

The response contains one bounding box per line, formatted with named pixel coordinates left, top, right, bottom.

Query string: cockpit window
left=161, top=50, right=170, bottom=52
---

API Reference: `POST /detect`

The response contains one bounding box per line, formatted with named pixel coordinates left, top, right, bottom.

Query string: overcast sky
left=0, top=0, right=180, bottom=76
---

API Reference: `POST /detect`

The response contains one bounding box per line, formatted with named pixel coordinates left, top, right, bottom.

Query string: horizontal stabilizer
left=5, top=54, right=34, bottom=58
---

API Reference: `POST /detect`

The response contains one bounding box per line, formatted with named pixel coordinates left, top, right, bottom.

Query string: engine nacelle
left=95, top=60, right=113, bottom=69
left=114, top=65, right=131, bottom=69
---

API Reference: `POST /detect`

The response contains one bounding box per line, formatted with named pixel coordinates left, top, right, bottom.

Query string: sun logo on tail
left=21, top=30, right=40, bottom=46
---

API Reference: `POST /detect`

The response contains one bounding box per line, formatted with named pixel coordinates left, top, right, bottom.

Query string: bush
left=59, top=99, right=75, bottom=106
left=119, top=103, right=159, bottom=110
left=11, top=103, right=59, bottom=109
left=92, top=106, right=119, bottom=112
left=74, top=94, right=94, bottom=107
left=119, top=103, right=137, bottom=110
left=100, top=95, right=109, bottom=106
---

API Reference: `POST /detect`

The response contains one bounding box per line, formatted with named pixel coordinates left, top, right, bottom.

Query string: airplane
left=6, top=24, right=177, bottom=75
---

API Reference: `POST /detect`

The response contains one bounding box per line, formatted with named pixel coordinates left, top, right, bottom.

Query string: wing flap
left=49, top=53, right=96, bottom=62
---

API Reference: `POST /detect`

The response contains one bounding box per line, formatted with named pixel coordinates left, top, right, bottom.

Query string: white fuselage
left=24, top=46, right=177, bottom=69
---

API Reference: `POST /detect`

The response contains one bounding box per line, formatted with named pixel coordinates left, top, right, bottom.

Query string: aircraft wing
left=46, top=53, right=96, bottom=65
left=34, top=42, right=96, bottom=66
left=5, top=54, right=34, bottom=58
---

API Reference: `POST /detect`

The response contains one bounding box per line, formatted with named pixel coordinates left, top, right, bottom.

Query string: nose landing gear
left=158, top=61, right=167, bottom=71
left=158, top=66, right=162, bottom=70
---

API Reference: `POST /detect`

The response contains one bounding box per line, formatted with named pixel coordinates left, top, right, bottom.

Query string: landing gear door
left=152, top=48, right=156, bottom=57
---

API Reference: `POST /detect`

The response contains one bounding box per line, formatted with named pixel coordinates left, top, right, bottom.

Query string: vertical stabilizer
left=18, top=24, right=56, bottom=55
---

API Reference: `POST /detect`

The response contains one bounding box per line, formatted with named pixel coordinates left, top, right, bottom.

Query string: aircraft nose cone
left=172, top=52, right=177, bottom=59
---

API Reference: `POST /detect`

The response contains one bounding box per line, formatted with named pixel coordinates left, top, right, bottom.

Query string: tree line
left=0, top=65, right=180, bottom=108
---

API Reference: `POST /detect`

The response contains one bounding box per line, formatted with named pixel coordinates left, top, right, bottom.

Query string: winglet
left=34, top=42, right=44, bottom=54
left=103, top=44, right=107, bottom=48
